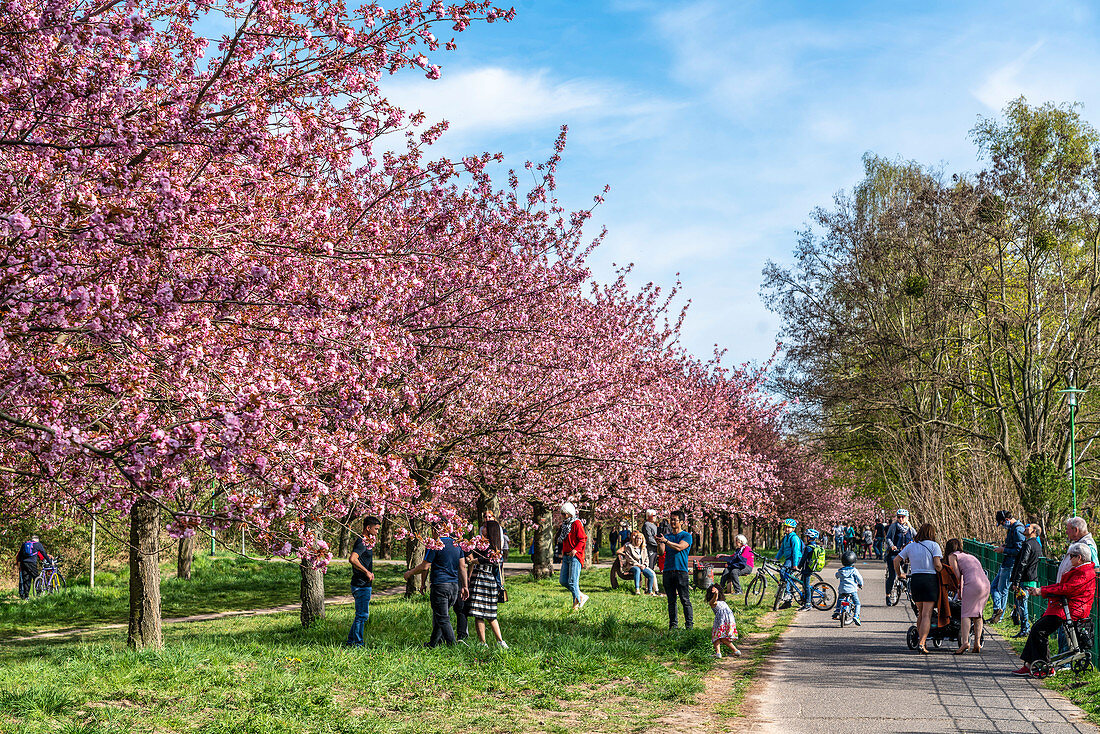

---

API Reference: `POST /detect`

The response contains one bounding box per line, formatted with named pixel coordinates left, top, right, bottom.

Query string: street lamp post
left=1059, top=370, right=1086, bottom=517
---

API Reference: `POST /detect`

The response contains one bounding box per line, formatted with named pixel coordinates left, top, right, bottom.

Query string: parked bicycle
left=744, top=559, right=834, bottom=610
left=33, top=558, right=66, bottom=596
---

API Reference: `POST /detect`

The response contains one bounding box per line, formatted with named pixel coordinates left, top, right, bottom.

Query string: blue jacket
left=884, top=521, right=914, bottom=555
left=776, top=532, right=803, bottom=567
left=1002, top=521, right=1025, bottom=561
left=835, top=566, right=864, bottom=595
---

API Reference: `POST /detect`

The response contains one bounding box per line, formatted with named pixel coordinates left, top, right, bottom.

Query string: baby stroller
left=905, top=594, right=985, bottom=649
left=1028, top=596, right=1095, bottom=677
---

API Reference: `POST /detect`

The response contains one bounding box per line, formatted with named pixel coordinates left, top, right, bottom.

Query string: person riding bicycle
left=15, top=535, right=52, bottom=600
left=833, top=550, right=864, bottom=625
left=775, top=519, right=803, bottom=608
left=883, top=509, right=915, bottom=604
left=797, top=529, right=824, bottom=611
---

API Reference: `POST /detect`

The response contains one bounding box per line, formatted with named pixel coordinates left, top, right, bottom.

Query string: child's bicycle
left=836, top=593, right=857, bottom=626
left=743, top=559, right=827, bottom=608
left=765, top=560, right=835, bottom=611
left=33, top=558, right=66, bottom=596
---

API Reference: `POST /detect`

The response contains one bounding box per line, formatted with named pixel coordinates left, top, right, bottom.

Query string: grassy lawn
left=990, top=614, right=1100, bottom=725
left=0, top=568, right=783, bottom=734
left=0, top=555, right=405, bottom=640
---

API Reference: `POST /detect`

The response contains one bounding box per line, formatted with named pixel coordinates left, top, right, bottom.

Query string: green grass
left=0, top=569, right=784, bottom=734
left=0, top=555, right=404, bottom=640
left=990, top=613, right=1100, bottom=725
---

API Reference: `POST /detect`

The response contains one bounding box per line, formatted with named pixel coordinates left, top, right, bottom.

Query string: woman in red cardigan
left=557, top=501, right=588, bottom=610
left=1012, top=543, right=1096, bottom=675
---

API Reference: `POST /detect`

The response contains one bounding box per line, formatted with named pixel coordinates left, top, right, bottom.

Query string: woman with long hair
left=894, top=522, right=943, bottom=653
left=468, top=519, right=508, bottom=648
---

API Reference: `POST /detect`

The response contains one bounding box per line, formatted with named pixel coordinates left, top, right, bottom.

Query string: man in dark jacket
left=990, top=510, right=1026, bottom=624
left=1009, top=523, right=1042, bottom=637
left=15, top=535, right=50, bottom=600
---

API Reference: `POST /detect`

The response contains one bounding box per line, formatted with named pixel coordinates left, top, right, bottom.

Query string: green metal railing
left=963, top=539, right=1098, bottom=668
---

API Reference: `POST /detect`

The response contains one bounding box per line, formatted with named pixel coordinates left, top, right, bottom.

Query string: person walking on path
left=404, top=532, right=469, bottom=647
left=1014, top=542, right=1097, bottom=676
left=895, top=522, right=943, bottom=653
left=557, top=502, right=588, bottom=610
left=944, top=537, right=990, bottom=654
left=15, top=535, right=51, bottom=600
left=706, top=585, right=741, bottom=658
left=466, top=520, right=509, bottom=648
left=775, top=519, right=803, bottom=608
left=989, top=509, right=1026, bottom=625
left=883, top=509, right=915, bottom=604
left=642, top=510, right=660, bottom=569
left=345, top=516, right=380, bottom=648
left=617, top=531, right=658, bottom=595
left=1009, top=523, right=1042, bottom=638
left=873, top=519, right=886, bottom=560
left=657, top=510, right=694, bottom=629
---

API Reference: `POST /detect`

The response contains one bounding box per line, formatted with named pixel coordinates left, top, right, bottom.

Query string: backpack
left=20, top=540, right=36, bottom=562
left=809, top=544, right=826, bottom=572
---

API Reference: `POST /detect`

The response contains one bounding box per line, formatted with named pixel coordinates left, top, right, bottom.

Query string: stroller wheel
left=1072, top=657, right=1091, bottom=674
left=906, top=625, right=919, bottom=650
left=931, top=636, right=942, bottom=649
left=1028, top=660, right=1052, bottom=678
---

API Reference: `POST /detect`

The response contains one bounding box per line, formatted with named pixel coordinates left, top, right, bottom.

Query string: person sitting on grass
left=706, top=585, right=741, bottom=658
left=1012, top=542, right=1096, bottom=676
left=617, top=530, right=659, bottom=595
left=833, top=550, right=864, bottom=625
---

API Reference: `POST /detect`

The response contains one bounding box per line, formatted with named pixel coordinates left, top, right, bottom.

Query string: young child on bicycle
left=706, top=585, right=741, bottom=658
left=798, top=528, right=824, bottom=611
left=833, top=551, right=864, bottom=625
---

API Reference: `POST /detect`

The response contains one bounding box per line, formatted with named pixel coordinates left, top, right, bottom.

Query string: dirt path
left=9, top=568, right=530, bottom=643
left=648, top=610, right=786, bottom=734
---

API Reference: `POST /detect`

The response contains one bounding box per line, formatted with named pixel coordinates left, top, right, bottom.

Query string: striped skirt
left=468, top=564, right=499, bottom=620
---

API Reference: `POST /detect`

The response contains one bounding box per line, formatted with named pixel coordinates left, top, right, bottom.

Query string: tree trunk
left=475, top=484, right=500, bottom=525
left=702, top=516, right=712, bottom=555
left=299, top=519, right=325, bottom=627
left=404, top=518, right=427, bottom=597
left=300, top=560, right=326, bottom=627
left=177, top=534, right=195, bottom=580
left=594, top=524, right=604, bottom=565
left=518, top=524, right=527, bottom=557
left=128, top=497, right=163, bottom=649
left=337, top=503, right=358, bottom=558
left=378, top=515, right=393, bottom=560
left=750, top=519, right=757, bottom=548
left=582, top=507, right=596, bottom=567
left=530, top=500, right=553, bottom=579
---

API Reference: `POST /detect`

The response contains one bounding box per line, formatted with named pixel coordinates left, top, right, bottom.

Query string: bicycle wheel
left=48, top=573, right=64, bottom=593
left=810, top=582, right=836, bottom=611
left=772, top=585, right=785, bottom=611
left=744, top=574, right=766, bottom=607
left=809, top=572, right=825, bottom=587
left=887, top=580, right=900, bottom=607
left=32, top=576, right=45, bottom=596
left=839, top=606, right=848, bottom=627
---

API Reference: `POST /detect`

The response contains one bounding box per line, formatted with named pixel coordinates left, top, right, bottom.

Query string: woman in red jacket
left=1013, top=543, right=1096, bottom=675
left=557, top=502, right=588, bottom=610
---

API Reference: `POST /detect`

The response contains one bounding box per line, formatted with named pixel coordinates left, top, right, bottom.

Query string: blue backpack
left=21, top=541, right=37, bottom=562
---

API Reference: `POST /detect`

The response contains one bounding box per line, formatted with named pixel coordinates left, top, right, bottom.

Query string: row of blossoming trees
left=0, top=0, right=875, bottom=647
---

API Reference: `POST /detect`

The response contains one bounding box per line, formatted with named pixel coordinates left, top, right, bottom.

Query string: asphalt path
left=746, top=558, right=1097, bottom=734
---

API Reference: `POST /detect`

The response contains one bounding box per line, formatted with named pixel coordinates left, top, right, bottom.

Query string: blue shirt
left=776, top=532, right=803, bottom=567
left=423, top=537, right=465, bottom=584
left=663, top=531, right=692, bottom=572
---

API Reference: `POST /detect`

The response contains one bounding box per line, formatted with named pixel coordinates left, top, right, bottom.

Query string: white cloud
left=972, top=40, right=1047, bottom=110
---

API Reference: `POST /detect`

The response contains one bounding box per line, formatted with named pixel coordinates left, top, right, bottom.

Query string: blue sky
left=380, top=0, right=1100, bottom=367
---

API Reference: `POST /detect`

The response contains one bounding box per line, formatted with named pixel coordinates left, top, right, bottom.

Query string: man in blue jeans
left=989, top=509, right=1025, bottom=625
left=657, top=510, right=693, bottom=629
left=404, top=532, right=469, bottom=647
left=345, top=516, right=381, bottom=647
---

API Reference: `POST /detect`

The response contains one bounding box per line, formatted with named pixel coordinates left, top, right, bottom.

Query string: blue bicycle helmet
left=782, top=518, right=798, bottom=528
left=805, top=528, right=820, bottom=540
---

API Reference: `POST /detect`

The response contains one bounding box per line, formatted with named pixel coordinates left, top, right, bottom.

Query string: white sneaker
left=578, top=593, right=589, bottom=609
left=714, top=650, right=723, bottom=659
left=498, top=640, right=509, bottom=649
left=478, top=642, right=489, bottom=648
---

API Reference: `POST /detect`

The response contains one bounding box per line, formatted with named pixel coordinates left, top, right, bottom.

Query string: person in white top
left=895, top=522, right=943, bottom=653
left=1057, top=517, right=1097, bottom=582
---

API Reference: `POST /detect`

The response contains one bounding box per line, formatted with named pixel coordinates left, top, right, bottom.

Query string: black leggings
left=1022, top=614, right=1064, bottom=663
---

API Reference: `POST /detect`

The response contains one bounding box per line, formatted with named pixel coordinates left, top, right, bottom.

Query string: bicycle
left=836, top=593, right=857, bottom=627
left=885, top=558, right=910, bottom=607
left=33, top=558, right=66, bottom=596
left=744, top=559, right=825, bottom=607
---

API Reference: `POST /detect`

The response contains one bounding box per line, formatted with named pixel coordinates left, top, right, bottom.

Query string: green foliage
left=1022, top=456, right=1072, bottom=520
left=0, top=569, right=783, bottom=734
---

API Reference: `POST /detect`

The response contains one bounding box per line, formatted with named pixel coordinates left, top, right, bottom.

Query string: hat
left=805, top=529, right=820, bottom=539
left=782, top=518, right=798, bottom=528
left=560, top=501, right=577, bottom=517
left=895, top=509, right=909, bottom=517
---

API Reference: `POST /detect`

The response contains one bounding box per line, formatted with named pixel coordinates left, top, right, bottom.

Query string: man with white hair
left=1058, top=517, right=1096, bottom=581
left=15, top=534, right=51, bottom=600
left=642, top=510, right=660, bottom=569
left=557, top=502, right=588, bottom=610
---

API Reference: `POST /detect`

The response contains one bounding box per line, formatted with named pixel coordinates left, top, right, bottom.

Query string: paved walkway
left=746, top=559, right=1097, bottom=734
